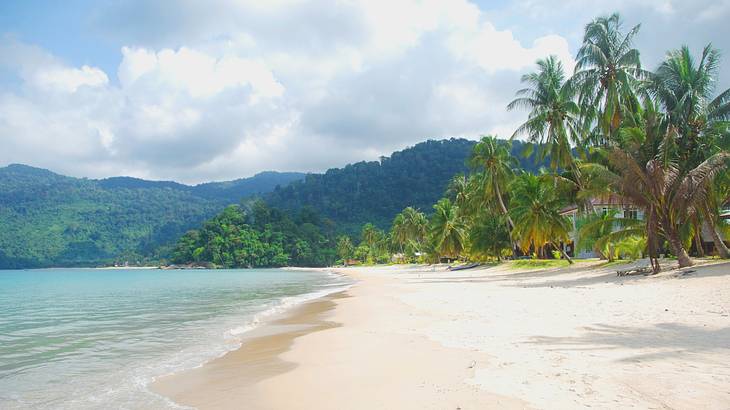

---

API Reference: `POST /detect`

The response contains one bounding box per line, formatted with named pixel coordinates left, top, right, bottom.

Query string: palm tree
left=509, top=173, right=573, bottom=263
left=651, top=45, right=729, bottom=151
left=429, top=198, right=466, bottom=261
left=603, top=148, right=729, bottom=269
left=447, top=173, right=472, bottom=215
left=577, top=208, right=644, bottom=261
left=400, top=206, right=428, bottom=251
left=650, top=44, right=730, bottom=258
left=573, top=13, right=644, bottom=143
left=467, top=211, right=511, bottom=261
left=336, top=235, right=354, bottom=262
left=361, top=223, right=378, bottom=246
left=508, top=55, right=582, bottom=171
left=390, top=213, right=408, bottom=254
left=703, top=175, right=730, bottom=258
left=468, top=136, right=516, bottom=230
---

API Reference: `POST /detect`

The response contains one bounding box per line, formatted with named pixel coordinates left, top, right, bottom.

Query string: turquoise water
left=0, top=268, right=350, bottom=409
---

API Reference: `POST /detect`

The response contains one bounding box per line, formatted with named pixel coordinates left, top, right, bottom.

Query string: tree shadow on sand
left=407, top=260, right=730, bottom=289
left=527, top=323, right=730, bottom=362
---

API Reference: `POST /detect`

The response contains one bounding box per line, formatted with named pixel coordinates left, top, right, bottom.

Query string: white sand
left=158, top=259, right=730, bottom=409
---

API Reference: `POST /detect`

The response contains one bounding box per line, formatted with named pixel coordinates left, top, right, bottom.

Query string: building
left=560, top=196, right=729, bottom=258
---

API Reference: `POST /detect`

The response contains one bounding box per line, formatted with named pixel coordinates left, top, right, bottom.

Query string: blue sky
left=1, top=0, right=728, bottom=183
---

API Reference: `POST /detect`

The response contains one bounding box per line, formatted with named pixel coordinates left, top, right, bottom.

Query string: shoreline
left=151, top=290, right=348, bottom=408
left=154, top=260, right=730, bottom=409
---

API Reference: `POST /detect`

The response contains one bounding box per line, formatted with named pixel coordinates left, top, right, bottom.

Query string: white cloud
left=8, top=0, right=721, bottom=183
left=118, top=46, right=284, bottom=100
left=32, top=65, right=109, bottom=93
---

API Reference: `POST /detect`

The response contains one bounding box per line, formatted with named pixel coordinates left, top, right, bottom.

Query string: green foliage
left=428, top=198, right=466, bottom=260
left=614, top=236, right=647, bottom=260
left=389, top=206, right=428, bottom=260
left=171, top=202, right=336, bottom=268
left=336, top=235, right=354, bottom=261
left=576, top=209, right=644, bottom=260
left=466, top=212, right=511, bottom=260
left=0, top=164, right=304, bottom=268
left=509, top=173, right=571, bottom=255
left=265, top=138, right=546, bottom=235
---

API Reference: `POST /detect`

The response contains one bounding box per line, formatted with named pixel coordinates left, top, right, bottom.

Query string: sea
left=0, top=268, right=351, bottom=409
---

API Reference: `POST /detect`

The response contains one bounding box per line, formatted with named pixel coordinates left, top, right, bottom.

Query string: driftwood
left=616, top=266, right=651, bottom=276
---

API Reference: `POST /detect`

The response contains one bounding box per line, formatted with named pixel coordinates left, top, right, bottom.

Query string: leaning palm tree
left=428, top=198, right=466, bottom=261
left=703, top=174, right=730, bottom=258
left=509, top=173, right=574, bottom=263
left=573, top=13, right=645, bottom=143
left=508, top=55, right=582, bottom=171
left=650, top=44, right=730, bottom=257
left=602, top=148, right=729, bottom=270
left=468, top=136, right=516, bottom=228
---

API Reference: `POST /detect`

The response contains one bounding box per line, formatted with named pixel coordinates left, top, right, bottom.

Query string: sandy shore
left=153, top=259, right=730, bottom=409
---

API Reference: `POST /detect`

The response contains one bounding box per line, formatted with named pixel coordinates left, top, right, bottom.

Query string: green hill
left=0, top=165, right=304, bottom=268
left=264, top=138, right=543, bottom=234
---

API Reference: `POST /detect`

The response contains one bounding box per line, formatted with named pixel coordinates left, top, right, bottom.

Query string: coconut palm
left=390, top=213, right=408, bottom=254
left=650, top=44, right=730, bottom=257
left=603, top=147, right=729, bottom=270
left=573, top=13, right=645, bottom=143
left=652, top=45, right=730, bottom=142
left=361, top=223, right=379, bottom=248
left=509, top=173, right=574, bottom=263
left=467, top=211, right=511, bottom=261
left=468, top=136, right=516, bottom=229
left=703, top=174, right=730, bottom=258
left=577, top=208, right=644, bottom=261
left=401, top=206, right=428, bottom=246
left=336, top=235, right=354, bottom=261
left=447, top=173, right=473, bottom=217
left=428, top=198, right=466, bottom=260
left=508, top=55, right=582, bottom=171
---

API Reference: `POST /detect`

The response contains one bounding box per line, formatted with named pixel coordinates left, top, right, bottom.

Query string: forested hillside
left=0, top=164, right=303, bottom=268
left=171, top=202, right=337, bottom=268
left=265, top=138, right=544, bottom=234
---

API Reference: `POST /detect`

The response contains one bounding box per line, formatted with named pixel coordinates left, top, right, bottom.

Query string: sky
left=0, top=0, right=728, bottom=184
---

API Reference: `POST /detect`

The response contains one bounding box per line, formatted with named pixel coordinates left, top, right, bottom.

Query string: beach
left=153, top=260, right=730, bottom=409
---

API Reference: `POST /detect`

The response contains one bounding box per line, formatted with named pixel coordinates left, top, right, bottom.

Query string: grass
left=600, top=259, right=638, bottom=268
left=509, top=259, right=571, bottom=270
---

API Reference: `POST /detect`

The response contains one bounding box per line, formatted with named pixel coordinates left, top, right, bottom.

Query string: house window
left=601, top=207, right=610, bottom=216
left=624, top=208, right=638, bottom=219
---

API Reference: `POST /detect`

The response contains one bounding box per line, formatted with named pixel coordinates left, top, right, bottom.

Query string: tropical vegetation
left=334, top=12, right=729, bottom=272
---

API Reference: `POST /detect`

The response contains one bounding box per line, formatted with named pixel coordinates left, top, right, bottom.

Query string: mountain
left=264, top=138, right=544, bottom=235
left=0, top=164, right=304, bottom=268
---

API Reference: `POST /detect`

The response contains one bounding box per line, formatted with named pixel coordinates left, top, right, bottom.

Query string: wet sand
left=151, top=294, right=345, bottom=409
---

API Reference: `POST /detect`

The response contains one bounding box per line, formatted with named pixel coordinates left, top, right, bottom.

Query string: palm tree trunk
left=494, top=183, right=514, bottom=229
left=665, top=226, right=694, bottom=268
left=551, top=241, right=574, bottom=264
left=707, top=223, right=730, bottom=259
left=703, top=204, right=730, bottom=259
left=693, top=220, right=704, bottom=258
left=646, top=212, right=661, bottom=274
left=494, top=183, right=517, bottom=259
